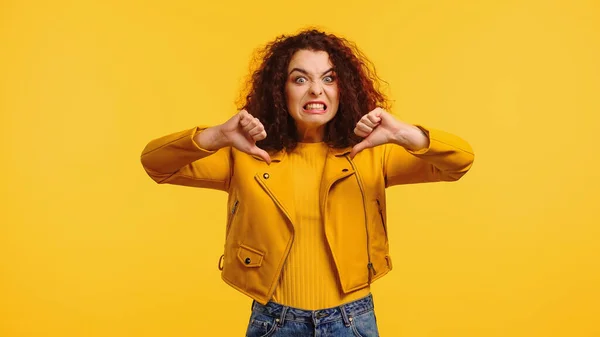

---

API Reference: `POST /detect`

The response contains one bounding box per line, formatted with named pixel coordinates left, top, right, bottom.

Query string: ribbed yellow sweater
left=271, top=142, right=370, bottom=310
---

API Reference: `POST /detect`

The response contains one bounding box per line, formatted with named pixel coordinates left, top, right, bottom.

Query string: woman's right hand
left=195, top=110, right=271, bottom=164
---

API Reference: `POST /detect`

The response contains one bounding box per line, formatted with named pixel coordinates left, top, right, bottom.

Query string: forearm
left=140, top=126, right=232, bottom=188
left=194, top=125, right=229, bottom=151
left=141, top=127, right=216, bottom=175
left=385, top=127, right=474, bottom=185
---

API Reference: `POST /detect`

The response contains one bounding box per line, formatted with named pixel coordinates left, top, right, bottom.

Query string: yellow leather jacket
left=141, top=126, right=474, bottom=304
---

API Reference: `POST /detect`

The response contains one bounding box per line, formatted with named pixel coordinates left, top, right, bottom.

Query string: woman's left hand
left=349, top=108, right=430, bottom=159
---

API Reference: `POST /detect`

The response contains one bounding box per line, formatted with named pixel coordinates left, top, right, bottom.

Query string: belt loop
left=340, top=304, right=351, bottom=327
left=277, top=305, right=288, bottom=327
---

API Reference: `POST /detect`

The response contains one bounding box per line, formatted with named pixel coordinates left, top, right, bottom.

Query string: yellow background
left=1, top=0, right=599, bottom=336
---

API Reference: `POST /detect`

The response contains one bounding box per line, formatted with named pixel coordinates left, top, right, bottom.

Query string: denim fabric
left=245, top=293, right=379, bottom=337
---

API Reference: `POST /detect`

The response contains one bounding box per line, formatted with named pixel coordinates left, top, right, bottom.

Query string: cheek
left=285, top=86, right=302, bottom=105
left=327, top=86, right=340, bottom=117
left=326, top=84, right=339, bottom=98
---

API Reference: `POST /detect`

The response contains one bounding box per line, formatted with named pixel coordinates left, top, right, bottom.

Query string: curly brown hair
left=238, top=28, right=391, bottom=151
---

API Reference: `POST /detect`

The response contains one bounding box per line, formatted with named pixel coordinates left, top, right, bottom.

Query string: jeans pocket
left=246, top=312, right=278, bottom=337
left=350, top=311, right=379, bottom=337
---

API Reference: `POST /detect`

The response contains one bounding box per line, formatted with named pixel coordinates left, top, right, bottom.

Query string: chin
left=304, top=115, right=333, bottom=125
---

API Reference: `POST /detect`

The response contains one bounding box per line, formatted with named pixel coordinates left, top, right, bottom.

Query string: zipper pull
left=218, top=254, right=225, bottom=271
left=231, top=200, right=239, bottom=214
left=368, top=262, right=377, bottom=275
left=376, top=199, right=383, bottom=213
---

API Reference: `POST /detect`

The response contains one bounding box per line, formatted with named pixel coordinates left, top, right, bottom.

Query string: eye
left=294, top=77, right=307, bottom=84
left=323, top=76, right=335, bottom=83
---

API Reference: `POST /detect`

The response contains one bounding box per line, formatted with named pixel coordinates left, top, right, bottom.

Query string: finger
left=238, top=111, right=254, bottom=128
left=366, top=113, right=382, bottom=125
left=372, top=107, right=384, bottom=117
left=248, top=145, right=271, bottom=164
left=243, top=118, right=261, bottom=134
left=349, top=140, right=371, bottom=159
left=248, top=124, right=265, bottom=137
left=238, top=109, right=250, bottom=120
left=241, top=116, right=257, bottom=130
left=354, top=126, right=369, bottom=138
left=355, top=122, right=373, bottom=134
left=246, top=120, right=264, bottom=136
left=252, top=130, right=267, bottom=141
left=359, top=115, right=377, bottom=128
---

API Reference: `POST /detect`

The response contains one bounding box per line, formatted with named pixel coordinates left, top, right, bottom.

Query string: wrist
left=195, top=125, right=230, bottom=151
left=393, top=125, right=429, bottom=151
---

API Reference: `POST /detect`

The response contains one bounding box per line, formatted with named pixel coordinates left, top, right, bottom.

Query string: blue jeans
left=245, top=293, right=379, bottom=337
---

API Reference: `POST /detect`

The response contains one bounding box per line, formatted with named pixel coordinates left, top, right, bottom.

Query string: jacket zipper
left=219, top=200, right=239, bottom=271
left=376, top=198, right=388, bottom=238
left=226, top=200, right=239, bottom=239
left=346, top=156, right=377, bottom=280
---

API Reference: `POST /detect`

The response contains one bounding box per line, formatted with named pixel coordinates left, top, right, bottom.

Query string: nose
left=310, top=81, right=323, bottom=96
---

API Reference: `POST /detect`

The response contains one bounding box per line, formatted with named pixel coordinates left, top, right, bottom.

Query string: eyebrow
left=288, top=67, right=334, bottom=76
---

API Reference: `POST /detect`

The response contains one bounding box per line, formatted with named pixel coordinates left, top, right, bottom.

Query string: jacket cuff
left=405, top=125, right=474, bottom=157
left=405, top=125, right=432, bottom=155
left=190, top=126, right=219, bottom=154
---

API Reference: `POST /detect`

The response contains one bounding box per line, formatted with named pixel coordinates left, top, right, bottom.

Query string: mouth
left=302, top=102, right=328, bottom=114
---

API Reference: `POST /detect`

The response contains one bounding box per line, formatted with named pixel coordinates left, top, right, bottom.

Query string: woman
left=141, top=29, right=474, bottom=337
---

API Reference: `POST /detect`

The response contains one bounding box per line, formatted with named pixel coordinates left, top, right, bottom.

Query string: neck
left=297, top=125, right=325, bottom=143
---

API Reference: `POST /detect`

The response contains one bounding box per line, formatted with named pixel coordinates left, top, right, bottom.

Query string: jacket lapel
left=253, top=151, right=296, bottom=230
left=319, top=147, right=354, bottom=215
left=252, top=146, right=355, bottom=231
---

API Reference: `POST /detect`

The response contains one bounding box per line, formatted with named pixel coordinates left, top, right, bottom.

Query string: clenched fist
left=195, top=110, right=271, bottom=164
left=349, top=108, right=429, bottom=159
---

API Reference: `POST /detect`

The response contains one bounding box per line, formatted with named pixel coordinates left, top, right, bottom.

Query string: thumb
left=349, top=139, right=371, bottom=159
left=248, top=145, right=272, bottom=165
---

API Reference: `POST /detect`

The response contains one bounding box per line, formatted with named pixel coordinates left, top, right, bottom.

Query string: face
left=285, top=49, right=339, bottom=140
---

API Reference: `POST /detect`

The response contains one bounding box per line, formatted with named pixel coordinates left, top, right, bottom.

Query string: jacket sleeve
left=383, top=126, right=474, bottom=186
left=140, top=126, right=232, bottom=191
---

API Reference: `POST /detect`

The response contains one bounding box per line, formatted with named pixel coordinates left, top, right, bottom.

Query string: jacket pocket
left=237, top=244, right=264, bottom=268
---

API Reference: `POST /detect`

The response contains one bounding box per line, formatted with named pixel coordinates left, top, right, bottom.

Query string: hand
left=221, top=110, right=271, bottom=164
left=197, top=110, right=271, bottom=164
left=349, top=108, right=429, bottom=159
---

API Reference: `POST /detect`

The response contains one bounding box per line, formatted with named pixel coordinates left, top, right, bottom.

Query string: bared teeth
left=305, top=103, right=325, bottom=110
